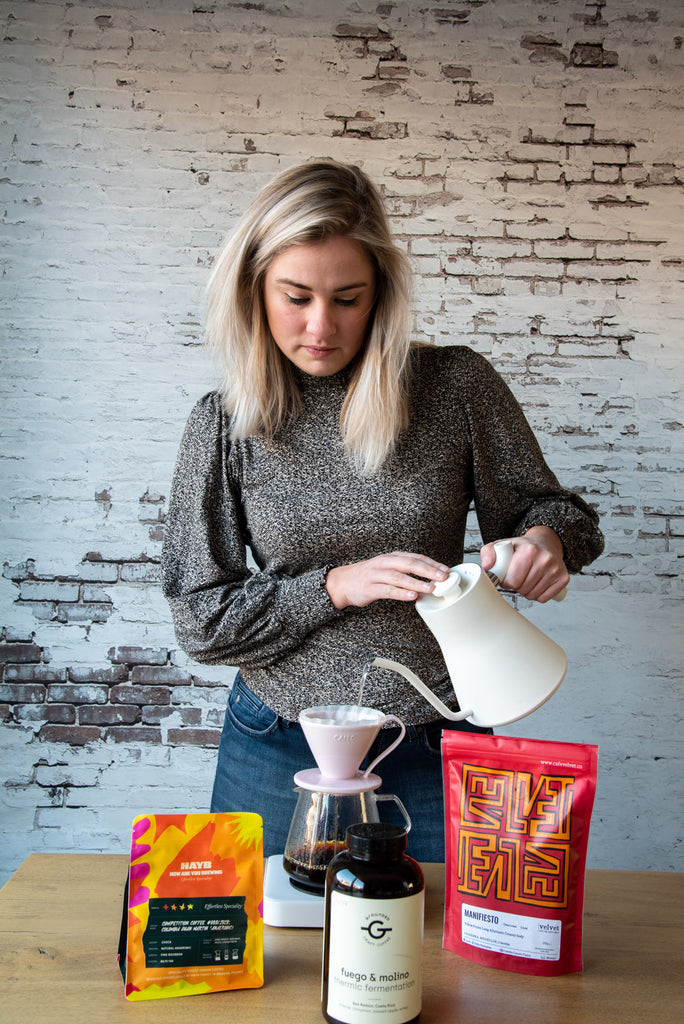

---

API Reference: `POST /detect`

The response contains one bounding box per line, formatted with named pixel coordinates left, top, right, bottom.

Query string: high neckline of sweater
left=293, top=361, right=357, bottom=392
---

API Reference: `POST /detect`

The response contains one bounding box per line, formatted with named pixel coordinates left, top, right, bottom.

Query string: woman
left=161, top=160, right=604, bottom=860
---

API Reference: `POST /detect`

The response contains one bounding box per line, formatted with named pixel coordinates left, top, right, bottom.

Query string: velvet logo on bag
left=118, top=812, right=264, bottom=1000
left=442, top=733, right=598, bottom=976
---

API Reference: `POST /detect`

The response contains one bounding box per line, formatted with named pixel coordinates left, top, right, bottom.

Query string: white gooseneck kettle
left=371, top=541, right=568, bottom=729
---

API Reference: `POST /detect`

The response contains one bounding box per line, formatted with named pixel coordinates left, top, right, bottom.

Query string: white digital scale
left=263, top=854, right=325, bottom=929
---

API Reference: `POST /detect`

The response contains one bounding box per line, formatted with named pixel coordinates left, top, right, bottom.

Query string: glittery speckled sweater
left=161, top=344, right=604, bottom=724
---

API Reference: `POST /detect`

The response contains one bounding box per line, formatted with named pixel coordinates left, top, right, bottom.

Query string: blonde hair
left=205, top=160, right=414, bottom=475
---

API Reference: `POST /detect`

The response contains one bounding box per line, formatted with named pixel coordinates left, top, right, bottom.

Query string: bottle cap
left=346, top=822, right=407, bottom=860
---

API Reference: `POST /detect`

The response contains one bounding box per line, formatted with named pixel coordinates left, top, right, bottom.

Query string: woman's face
left=263, top=235, right=376, bottom=377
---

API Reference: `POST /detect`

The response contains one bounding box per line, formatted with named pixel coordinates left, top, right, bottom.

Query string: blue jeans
left=210, top=674, right=492, bottom=862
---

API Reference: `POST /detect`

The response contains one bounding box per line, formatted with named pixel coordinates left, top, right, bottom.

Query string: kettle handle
left=370, top=656, right=472, bottom=722
left=489, top=540, right=567, bottom=602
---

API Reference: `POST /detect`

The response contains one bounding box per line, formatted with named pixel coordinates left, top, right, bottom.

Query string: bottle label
left=325, top=890, right=424, bottom=1024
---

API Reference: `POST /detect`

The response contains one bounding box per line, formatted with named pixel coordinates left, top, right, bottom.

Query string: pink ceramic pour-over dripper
left=295, top=705, right=406, bottom=794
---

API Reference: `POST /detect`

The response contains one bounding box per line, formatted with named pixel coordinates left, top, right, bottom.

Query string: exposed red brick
left=131, top=665, right=191, bottom=686
left=4, top=665, right=65, bottom=683
left=105, top=726, right=162, bottom=744
left=47, top=684, right=109, bottom=705
left=142, top=706, right=203, bottom=726
left=39, top=724, right=102, bottom=746
left=79, top=705, right=141, bottom=726
left=110, top=684, right=171, bottom=706
left=108, top=646, right=169, bottom=666
left=0, top=683, right=46, bottom=704
left=0, top=643, right=43, bottom=664
left=15, top=704, right=76, bottom=725
left=68, top=666, right=129, bottom=684
left=166, top=728, right=222, bottom=747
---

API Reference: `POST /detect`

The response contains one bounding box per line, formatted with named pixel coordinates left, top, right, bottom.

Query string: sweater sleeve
left=161, top=393, right=343, bottom=668
left=461, top=351, right=604, bottom=574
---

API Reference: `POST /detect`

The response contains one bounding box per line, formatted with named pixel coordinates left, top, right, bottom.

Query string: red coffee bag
left=442, top=732, right=598, bottom=975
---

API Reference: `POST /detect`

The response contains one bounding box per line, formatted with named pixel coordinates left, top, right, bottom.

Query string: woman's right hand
left=325, top=552, right=450, bottom=610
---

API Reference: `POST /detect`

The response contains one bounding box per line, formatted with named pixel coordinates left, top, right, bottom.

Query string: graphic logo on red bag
left=458, top=764, right=575, bottom=908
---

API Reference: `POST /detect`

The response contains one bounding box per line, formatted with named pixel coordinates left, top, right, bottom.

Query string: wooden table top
left=1, top=854, right=682, bottom=1023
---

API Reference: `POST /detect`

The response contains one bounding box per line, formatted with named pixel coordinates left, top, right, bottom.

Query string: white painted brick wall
left=1, top=0, right=683, bottom=884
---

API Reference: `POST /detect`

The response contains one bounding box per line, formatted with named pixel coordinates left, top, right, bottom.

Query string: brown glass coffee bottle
left=322, top=822, right=424, bottom=1024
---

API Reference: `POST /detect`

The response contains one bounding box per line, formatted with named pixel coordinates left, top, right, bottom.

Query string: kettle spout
left=370, top=657, right=472, bottom=722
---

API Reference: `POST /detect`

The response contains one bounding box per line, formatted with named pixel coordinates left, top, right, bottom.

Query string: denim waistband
left=234, top=672, right=490, bottom=738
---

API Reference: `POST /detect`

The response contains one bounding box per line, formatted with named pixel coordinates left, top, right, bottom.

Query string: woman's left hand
left=480, top=526, right=569, bottom=603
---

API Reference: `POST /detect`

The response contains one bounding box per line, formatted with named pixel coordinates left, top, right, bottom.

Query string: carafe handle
left=374, top=792, right=412, bottom=834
